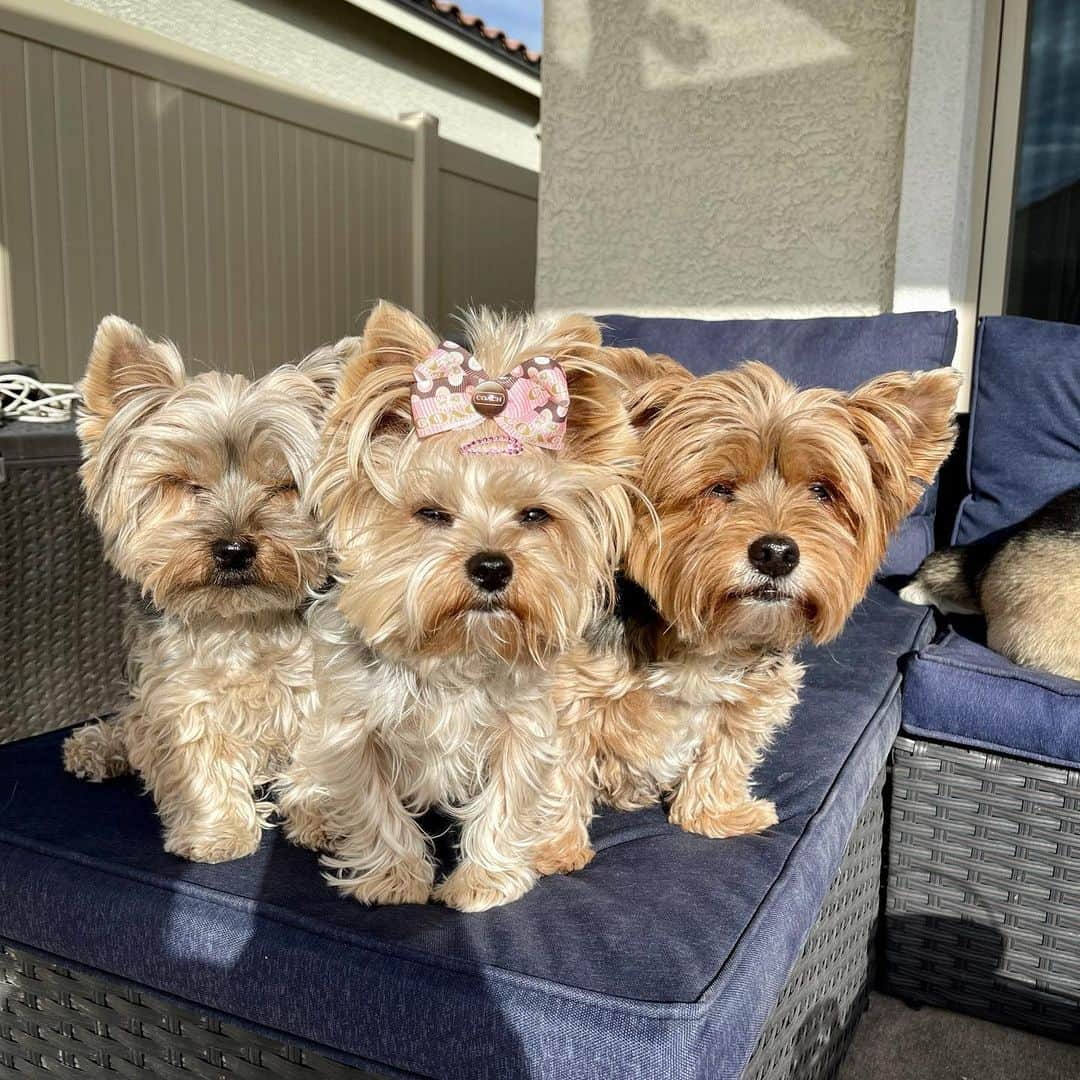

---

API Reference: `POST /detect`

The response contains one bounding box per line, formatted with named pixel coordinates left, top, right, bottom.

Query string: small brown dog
left=276, top=302, right=637, bottom=910
left=63, top=316, right=336, bottom=863
left=902, top=486, right=1080, bottom=680
left=548, top=355, right=960, bottom=866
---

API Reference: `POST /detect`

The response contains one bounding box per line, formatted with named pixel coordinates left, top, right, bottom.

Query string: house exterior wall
left=66, top=0, right=540, bottom=170
left=537, top=0, right=917, bottom=318
left=893, top=0, right=989, bottom=390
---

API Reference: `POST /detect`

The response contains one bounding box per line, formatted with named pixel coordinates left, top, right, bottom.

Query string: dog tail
left=899, top=547, right=982, bottom=614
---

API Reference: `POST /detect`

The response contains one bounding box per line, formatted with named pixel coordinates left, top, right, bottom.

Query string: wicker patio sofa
left=883, top=315, right=1080, bottom=1041
left=0, top=310, right=956, bottom=1079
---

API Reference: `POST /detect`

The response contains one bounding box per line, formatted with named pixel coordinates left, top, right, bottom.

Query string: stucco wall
left=66, top=0, right=540, bottom=170
left=537, top=0, right=916, bottom=317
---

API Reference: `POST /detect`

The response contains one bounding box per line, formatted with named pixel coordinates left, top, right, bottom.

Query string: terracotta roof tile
left=398, top=0, right=541, bottom=70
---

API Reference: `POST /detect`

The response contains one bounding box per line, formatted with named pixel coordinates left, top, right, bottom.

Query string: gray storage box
left=0, top=420, right=126, bottom=743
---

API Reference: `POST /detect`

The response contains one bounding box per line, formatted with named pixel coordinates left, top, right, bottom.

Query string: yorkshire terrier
left=551, top=355, right=960, bottom=861
left=276, top=301, right=636, bottom=911
left=62, top=316, right=336, bottom=863
left=902, top=485, right=1080, bottom=680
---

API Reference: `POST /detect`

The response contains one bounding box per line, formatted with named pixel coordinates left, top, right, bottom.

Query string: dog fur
left=62, top=317, right=335, bottom=863
left=901, top=486, right=1080, bottom=680
left=546, top=355, right=960, bottom=868
left=275, top=302, right=637, bottom=911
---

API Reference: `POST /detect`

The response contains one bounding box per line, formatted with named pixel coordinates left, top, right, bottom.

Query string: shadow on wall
left=538, top=0, right=917, bottom=316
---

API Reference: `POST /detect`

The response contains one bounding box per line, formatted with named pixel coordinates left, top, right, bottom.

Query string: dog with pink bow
left=275, top=302, right=639, bottom=911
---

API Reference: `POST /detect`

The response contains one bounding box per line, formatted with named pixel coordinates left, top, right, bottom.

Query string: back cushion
left=601, top=310, right=958, bottom=578
left=953, top=316, right=1080, bottom=546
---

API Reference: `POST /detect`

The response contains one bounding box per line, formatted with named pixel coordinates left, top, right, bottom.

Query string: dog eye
left=414, top=506, right=454, bottom=527
left=161, top=475, right=205, bottom=495
left=519, top=507, right=551, bottom=525
left=270, top=480, right=298, bottom=496
left=711, top=481, right=736, bottom=500
left=809, top=482, right=834, bottom=503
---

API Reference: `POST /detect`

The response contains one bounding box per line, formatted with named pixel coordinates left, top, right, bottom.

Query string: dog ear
left=846, top=367, right=961, bottom=526
left=329, top=302, right=438, bottom=442
left=259, top=345, right=345, bottom=423
left=79, top=316, right=185, bottom=449
left=602, top=347, right=694, bottom=430
left=537, top=316, right=642, bottom=471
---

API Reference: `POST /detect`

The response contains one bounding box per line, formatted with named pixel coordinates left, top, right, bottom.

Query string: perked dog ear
left=327, top=301, right=439, bottom=445
left=79, top=316, right=185, bottom=448
left=534, top=316, right=641, bottom=473
left=600, top=346, right=694, bottom=431
left=846, top=366, right=962, bottom=527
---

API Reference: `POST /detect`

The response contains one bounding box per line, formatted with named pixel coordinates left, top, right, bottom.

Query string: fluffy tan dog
left=549, top=355, right=960, bottom=867
left=276, top=302, right=636, bottom=911
left=62, top=317, right=335, bottom=863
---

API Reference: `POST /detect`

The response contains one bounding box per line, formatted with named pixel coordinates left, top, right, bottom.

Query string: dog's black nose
left=748, top=534, right=800, bottom=578
left=211, top=539, right=257, bottom=572
left=466, top=551, right=513, bottom=593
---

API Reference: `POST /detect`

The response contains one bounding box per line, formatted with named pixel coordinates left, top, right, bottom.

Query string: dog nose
left=466, top=551, right=513, bottom=592
left=748, top=534, right=800, bottom=578
left=211, top=539, right=257, bottom=572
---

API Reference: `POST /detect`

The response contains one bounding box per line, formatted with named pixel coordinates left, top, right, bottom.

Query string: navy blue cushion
left=954, top=316, right=1080, bottom=545
left=902, top=627, right=1080, bottom=769
left=0, top=586, right=931, bottom=1080
left=601, top=311, right=957, bottom=577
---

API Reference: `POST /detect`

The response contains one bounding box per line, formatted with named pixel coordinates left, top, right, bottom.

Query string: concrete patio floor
left=839, top=992, right=1080, bottom=1080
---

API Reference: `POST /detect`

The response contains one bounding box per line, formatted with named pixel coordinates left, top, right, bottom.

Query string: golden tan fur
left=547, top=353, right=960, bottom=867
left=62, top=316, right=335, bottom=863
left=902, top=486, right=1080, bottom=680
left=276, top=302, right=638, bottom=910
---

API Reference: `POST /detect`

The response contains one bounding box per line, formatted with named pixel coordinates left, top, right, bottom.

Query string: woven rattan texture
left=0, top=946, right=380, bottom=1078
left=1, top=773, right=885, bottom=1078
left=1, top=460, right=126, bottom=743
left=744, top=769, right=884, bottom=1080
left=885, top=736, right=1080, bottom=1041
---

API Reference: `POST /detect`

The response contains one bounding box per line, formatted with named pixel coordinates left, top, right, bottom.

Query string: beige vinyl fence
left=0, top=0, right=538, bottom=384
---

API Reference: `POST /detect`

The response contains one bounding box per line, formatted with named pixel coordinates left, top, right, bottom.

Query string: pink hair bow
left=410, top=341, right=570, bottom=456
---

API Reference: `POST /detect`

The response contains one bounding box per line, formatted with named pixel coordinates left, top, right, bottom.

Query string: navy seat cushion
left=954, top=316, right=1080, bottom=546
left=601, top=311, right=958, bottom=578
left=902, top=626, right=1080, bottom=769
left=0, top=586, right=931, bottom=1080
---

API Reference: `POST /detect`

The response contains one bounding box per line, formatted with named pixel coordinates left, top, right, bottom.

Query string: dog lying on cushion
left=901, top=486, right=1080, bottom=681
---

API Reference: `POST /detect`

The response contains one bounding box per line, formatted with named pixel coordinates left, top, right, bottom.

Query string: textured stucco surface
left=67, top=0, right=540, bottom=169
left=893, top=0, right=986, bottom=391
left=537, top=0, right=916, bottom=317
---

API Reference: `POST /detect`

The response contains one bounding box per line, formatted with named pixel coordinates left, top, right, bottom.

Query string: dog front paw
left=283, top=811, right=337, bottom=853
left=63, top=724, right=130, bottom=782
left=532, top=835, right=594, bottom=876
left=434, top=861, right=536, bottom=912
left=329, top=858, right=433, bottom=906
left=165, top=823, right=262, bottom=863
left=668, top=796, right=778, bottom=838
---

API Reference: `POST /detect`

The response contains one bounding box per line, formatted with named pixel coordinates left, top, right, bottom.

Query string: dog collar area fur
left=410, top=341, right=569, bottom=457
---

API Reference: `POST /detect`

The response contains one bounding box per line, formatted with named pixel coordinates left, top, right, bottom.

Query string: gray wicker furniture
left=0, top=421, right=126, bottom=744
left=884, top=735, right=1080, bottom=1042
left=0, top=770, right=886, bottom=1080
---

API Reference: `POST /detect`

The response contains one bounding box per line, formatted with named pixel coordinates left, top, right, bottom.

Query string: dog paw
left=165, top=825, right=262, bottom=864
left=62, top=725, right=130, bottom=782
left=283, top=813, right=337, bottom=853
left=434, top=862, right=536, bottom=912
left=532, top=837, right=594, bottom=876
left=669, top=797, right=778, bottom=838
left=330, top=859, right=433, bottom=906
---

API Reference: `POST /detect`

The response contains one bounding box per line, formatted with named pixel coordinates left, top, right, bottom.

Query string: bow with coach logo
left=410, top=341, right=570, bottom=456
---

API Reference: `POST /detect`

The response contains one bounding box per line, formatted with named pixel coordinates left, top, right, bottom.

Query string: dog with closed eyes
left=63, top=316, right=336, bottom=863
